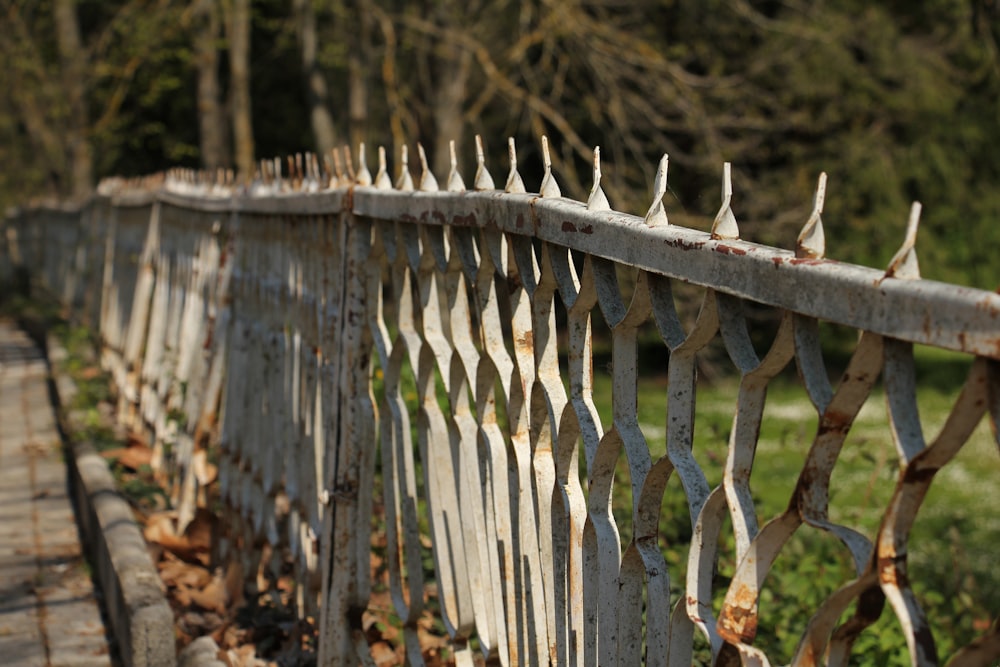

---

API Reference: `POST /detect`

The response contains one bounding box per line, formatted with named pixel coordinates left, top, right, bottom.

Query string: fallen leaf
left=370, top=641, right=397, bottom=667
left=193, top=449, right=219, bottom=485
left=144, top=512, right=177, bottom=544
left=100, top=441, right=153, bottom=470
left=189, top=573, right=228, bottom=614
left=224, top=559, right=246, bottom=611
left=227, top=644, right=258, bottom=667
left=183, top=508, right=216, bottom=553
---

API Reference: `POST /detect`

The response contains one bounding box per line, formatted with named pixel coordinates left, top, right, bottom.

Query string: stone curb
left=46, top=333, right=177, bottom=667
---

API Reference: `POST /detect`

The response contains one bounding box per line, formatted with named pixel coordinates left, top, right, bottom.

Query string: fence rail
left=3, top=141, right=999, bottom=666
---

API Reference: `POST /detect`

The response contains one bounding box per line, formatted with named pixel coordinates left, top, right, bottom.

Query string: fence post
left=318, top=203, right=376, bottom=664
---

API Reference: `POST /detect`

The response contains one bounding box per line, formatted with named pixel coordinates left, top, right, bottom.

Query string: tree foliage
left=1, top=0, right=998, bottom=286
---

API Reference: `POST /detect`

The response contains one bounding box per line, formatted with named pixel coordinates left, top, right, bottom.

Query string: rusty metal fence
left=3, top=140, right=999, bottom=666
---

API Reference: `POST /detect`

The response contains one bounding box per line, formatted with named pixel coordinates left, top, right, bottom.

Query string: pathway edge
left=46, top=332, right=176, bottom=667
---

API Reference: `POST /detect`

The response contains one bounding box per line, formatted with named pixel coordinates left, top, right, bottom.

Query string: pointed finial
left=310, top=153, right=321, bottom=192
left=396, top=145, right=414, bottom=191
left=505, top=137, right=526, bottom=193
left=539, top=135, right=561, bottom=198
left=645, top=154, right=670, bottom=227
left=885, top=202, right=922, bottom=280
left=375, top=146, right=392, bottom=190
left=474, top=135, right=495, bottom=190
left=711, top=162, right=739, bottom=240
left=356, top=143, right=372, bottom=186
left=322, top=155, right=334, bottom=188
left=274, top=157, right=284, bottom=192
left=588, top=146, right=611, bottom=211
left=447, top=140, right=466, bottom=192
left=796, top=172, right=827, bottom=259
left=289, top=155, right=299, bottom=191
left=417, top=143, right=439, bottom=192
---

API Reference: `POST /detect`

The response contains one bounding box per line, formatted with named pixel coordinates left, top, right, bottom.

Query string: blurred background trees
left=1, top=0, right=998, bottom=286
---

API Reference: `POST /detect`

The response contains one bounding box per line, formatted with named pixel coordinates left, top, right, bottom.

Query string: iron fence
left=4, top=139, right=999, bottom=666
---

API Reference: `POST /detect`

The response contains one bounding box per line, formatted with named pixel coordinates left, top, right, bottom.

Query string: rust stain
left=561, top=221, right=577, bottom=233
left=878, top=553, right=909, bottom=587
left=718, top=583, right=759, bottom=643
left=516, top=213, right=526, bottom=229
left=664, top=238, right=702, bottom=251
left=516, top=329, right=534, bottom=350
left=902, top=464, right=936, bottom=484
left=715, top=244, right=747, bottom=256
left=452, top=212, right=477, bottom=226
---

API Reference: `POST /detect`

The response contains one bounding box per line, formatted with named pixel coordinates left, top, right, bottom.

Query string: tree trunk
left=226, top=0, right=254, bottom=179
left=53, top=0, right=93, bottom=200
left=432, top=49, right=471, bottom=179
left=193, top=0, right=229, bottom=171
left=294, top=0, right=338, bottom=157
left=346, top=0, right=374, bottom=153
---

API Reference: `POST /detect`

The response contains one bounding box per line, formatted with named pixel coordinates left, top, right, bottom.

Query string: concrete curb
left=47, top=333, right=177, bottom=667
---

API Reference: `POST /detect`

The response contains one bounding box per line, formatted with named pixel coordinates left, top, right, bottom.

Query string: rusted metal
left=12, top=135, right=1000, bottom=667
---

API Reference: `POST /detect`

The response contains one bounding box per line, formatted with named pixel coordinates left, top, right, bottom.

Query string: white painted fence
left=4, top=141, right=1000, bottom=667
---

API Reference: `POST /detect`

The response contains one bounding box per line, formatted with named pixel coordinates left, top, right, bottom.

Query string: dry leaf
left=370, top=641, right=397, bottom=667
left=189, top=574, right=228, bottom=614
left=192, top=449, right=219, bottom=485
left=144, top=511, right=177, bottom=543
left=100, top=442, right=153, bottom=470
left=184, top=508, right=216, bottom=552
left=226, top=644, right=258, bottom=667
left=224, top=559, right=246, bottom=611
left=417, top=627, right=448, bottom=650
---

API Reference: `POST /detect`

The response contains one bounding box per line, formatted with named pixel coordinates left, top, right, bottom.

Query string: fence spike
left=310, top=153, right=321, bottom=192
left=885, top=202, right=922, bottom=280
left=711, top=162, right=739, bottom=240
left=540, top=135, right=562, bottom=198
left=322, top=155, right=334, bottom=189
left=447, top=140, right=466, bottom=192
left=356, top=143, right=373, bottom=186
left=417, top=143, right=439, bottom=192
left=396, top=145, right=414, bottom=191
left=474, top=135, right=495, bottom=190
left=375, top=146, right=392, bottom=190
left=645, top=153, right=670, bottom=227
left=274, top=157, right=284, bottom=193
left=331, top=148, right=344, bottom=186
left=588, top=146, right=611, bottom=211
left=289, top=156, right=300, bottom=191
left=505, top=137, right=526, bottom=194
left=796, top=172, right=827, bottom=259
